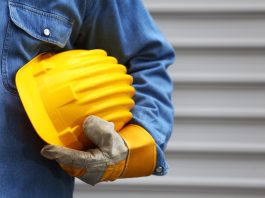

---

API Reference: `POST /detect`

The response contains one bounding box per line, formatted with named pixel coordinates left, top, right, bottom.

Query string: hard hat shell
left=16, top=50, right=135, bottom=150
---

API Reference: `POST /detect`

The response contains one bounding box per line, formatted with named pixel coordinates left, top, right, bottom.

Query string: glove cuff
left=101, top=160, right=126, bottom=182
left=119, top=124, right=157, bottom=178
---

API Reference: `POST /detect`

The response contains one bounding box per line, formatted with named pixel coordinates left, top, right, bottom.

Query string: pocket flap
left=9, top=1, right=73, bottom=48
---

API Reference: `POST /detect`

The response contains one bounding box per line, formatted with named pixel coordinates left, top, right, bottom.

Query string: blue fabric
left=0, top=0, right=175, bottom=197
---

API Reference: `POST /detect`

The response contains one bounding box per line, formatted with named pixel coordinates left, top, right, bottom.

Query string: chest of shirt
left=0, top=0, right=86, bottom=94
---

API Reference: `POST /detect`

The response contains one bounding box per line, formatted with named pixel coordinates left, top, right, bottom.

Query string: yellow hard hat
left=16, top=50, right=135, bottom=150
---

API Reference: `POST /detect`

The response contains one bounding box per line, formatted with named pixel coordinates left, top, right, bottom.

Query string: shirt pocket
left=1, top=1, right=73, bottom=94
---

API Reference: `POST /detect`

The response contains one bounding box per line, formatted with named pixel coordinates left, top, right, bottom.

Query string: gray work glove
left=41, top=115, right=128, bottom=185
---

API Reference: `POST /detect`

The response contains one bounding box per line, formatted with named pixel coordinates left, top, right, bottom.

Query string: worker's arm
left=78, top=0, right=175, bottom=176
left=41, top=0, right=175, bottom=185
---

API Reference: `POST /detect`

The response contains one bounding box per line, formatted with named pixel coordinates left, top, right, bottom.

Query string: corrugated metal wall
left=74, top=1, right=265, bottom=197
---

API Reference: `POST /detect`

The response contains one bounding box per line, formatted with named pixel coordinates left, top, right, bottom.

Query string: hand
left=41, top=115, right=128, bottom=185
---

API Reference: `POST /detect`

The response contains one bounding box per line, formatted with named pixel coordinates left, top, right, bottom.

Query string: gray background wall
left=74, top=0, right=265, bottom=197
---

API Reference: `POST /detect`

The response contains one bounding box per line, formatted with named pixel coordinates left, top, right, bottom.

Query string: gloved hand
left=41, top=115, right=157, bottom=185
left=41, top=115, right=129, bottom=185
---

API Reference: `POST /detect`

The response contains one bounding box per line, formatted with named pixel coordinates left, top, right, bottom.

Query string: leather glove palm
left=41, top=115, right=128, bottom=185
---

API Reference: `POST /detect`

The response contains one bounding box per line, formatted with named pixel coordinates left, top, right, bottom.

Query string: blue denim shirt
left=0, top=0, right=175, bottom=197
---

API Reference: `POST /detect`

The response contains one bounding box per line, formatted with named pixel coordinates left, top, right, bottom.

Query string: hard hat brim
left=16, top=53, right=65, bottom=147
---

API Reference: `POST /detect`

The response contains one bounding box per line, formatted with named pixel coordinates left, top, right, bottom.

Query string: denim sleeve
left=79, top=0, right=175, bottom=175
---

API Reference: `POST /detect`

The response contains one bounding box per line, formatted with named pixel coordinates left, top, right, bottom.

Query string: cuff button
left=156, top=166, right=163, bottom=173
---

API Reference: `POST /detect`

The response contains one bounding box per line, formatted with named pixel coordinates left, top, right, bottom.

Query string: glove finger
left=41, top=145, right=105, bottom=167
left=83, top=115, right=127, bottom=157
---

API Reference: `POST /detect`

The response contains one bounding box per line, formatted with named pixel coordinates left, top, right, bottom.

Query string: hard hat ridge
left=16, top=49, right=135, bottom=150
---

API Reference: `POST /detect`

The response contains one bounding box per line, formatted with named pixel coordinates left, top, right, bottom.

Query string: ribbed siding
left=74, top=1, right=265, bottom=197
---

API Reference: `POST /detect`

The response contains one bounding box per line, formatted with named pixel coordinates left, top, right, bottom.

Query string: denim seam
left=9, top=1, right=74, bottom=24
left=1, top=19, right=18, bottom=95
